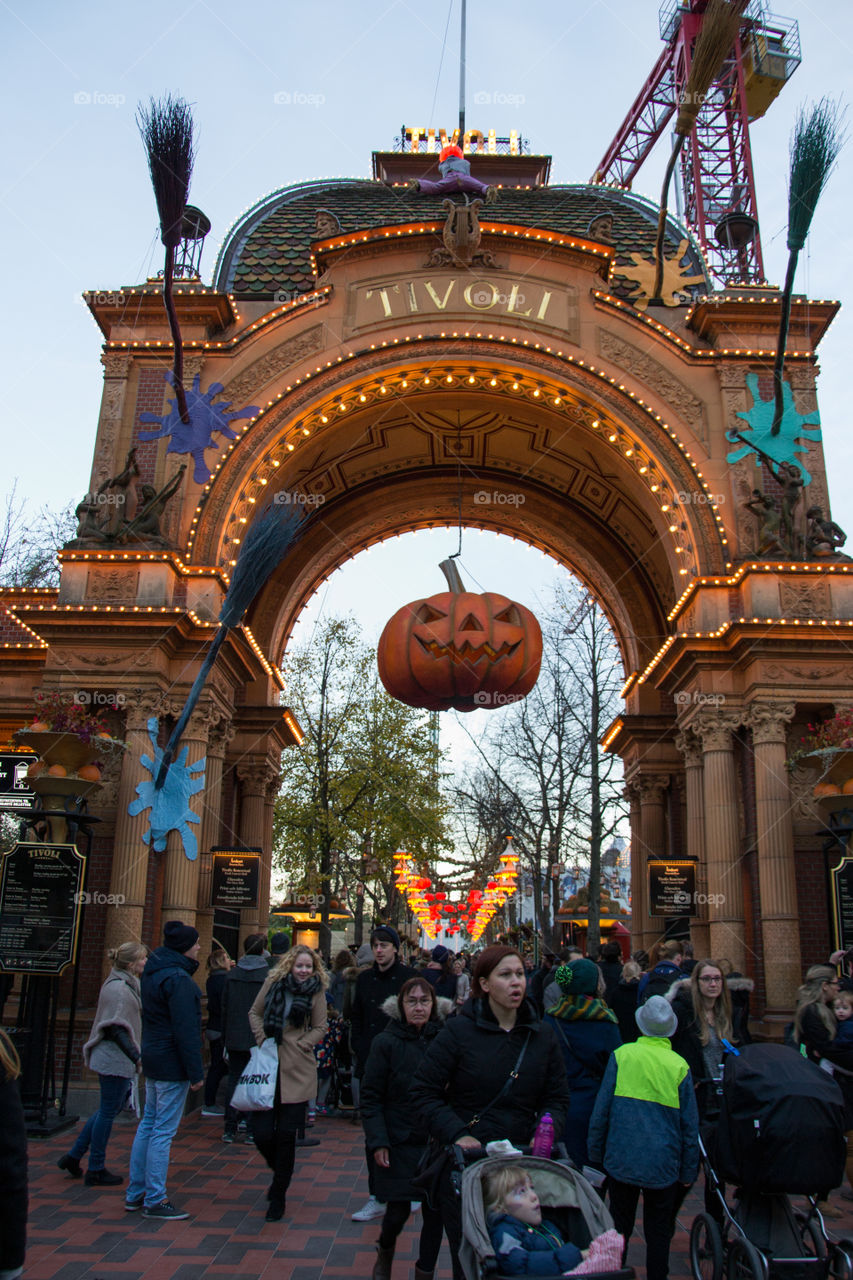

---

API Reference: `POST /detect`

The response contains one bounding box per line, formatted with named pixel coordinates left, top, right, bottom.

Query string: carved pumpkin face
left=377, top=588, right=542, bottom=712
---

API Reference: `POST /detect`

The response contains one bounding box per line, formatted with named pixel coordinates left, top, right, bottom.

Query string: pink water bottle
left=531, top=1112, right=554, bottom=1159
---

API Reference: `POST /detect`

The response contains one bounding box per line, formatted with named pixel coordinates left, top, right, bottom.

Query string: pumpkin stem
left=439, top=558, right=465, bottom=593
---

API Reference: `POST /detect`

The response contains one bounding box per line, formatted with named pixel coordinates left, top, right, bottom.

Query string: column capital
left=236, top=759, right=280, bottom=797
left=674, top=728, right=703, bottom=768
left=124, top=689, right=169, bottom=733
left=628, top=775, right=670, bottom=804
left=101, top=350, right=132, bottom=379
left=745, top=701, right=796, bottom=747
left=207, top=715, right=236, bottom=755
left=693, top=708, right=742, bottom=752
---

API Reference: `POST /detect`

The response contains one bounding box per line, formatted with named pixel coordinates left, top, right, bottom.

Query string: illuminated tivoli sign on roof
left=401, top=127, right=523, bottom=154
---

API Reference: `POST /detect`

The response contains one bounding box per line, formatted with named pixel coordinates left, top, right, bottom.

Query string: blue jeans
left=127, top=1079, right=189, bottom=1207
left=69, top=1074, right=130, bottom=1171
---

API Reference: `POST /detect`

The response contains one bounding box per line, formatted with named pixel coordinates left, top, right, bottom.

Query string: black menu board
left=211, top=848, right=261, bottom=909
left=0, top=842, right=85, bottom=974
left=830, top=854, right=853, bottom=955
left=648, top=859, right=697, bottom=917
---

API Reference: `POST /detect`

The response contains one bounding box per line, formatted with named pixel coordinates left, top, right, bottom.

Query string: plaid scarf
left=263, top=972, right=322, bottom=1042
left=546, top=993, right=617, bottom=1023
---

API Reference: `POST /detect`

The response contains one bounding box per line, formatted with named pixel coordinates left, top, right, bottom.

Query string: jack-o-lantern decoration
left=377, top=559, right=542, bottom=712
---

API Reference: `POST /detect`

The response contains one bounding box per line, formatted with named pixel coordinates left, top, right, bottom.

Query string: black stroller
left=689, top=1043, right=853, bottom=1280
left=458, top=1153, right=633, bottom=1280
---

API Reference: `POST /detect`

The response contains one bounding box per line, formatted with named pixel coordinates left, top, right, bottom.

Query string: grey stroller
left=458, top=1153, right=634, bottom=1280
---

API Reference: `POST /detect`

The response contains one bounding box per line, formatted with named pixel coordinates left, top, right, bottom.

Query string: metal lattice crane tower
left=592, top=0, right=801, bottom=287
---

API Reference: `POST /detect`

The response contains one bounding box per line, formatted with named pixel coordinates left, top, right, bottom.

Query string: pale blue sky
left=3, top=0, right=851, bottom=663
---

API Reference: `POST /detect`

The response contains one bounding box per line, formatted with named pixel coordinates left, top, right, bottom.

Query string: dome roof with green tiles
left=213, top=169, right=709, bottom=305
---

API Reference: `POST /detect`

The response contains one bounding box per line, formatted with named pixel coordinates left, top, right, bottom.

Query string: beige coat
left=248, top=976, right=327, bottom=1104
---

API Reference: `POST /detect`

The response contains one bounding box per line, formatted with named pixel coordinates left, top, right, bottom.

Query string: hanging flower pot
left=377, top=559, right=542, bottom=712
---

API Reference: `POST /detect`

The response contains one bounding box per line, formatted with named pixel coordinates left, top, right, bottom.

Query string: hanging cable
left=428, top=0, right=455, bottom=129
left=449, top=411, right=463, bottom=560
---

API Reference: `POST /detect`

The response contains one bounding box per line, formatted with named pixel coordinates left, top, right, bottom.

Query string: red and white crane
left=592, top=0, right=801, bottom=286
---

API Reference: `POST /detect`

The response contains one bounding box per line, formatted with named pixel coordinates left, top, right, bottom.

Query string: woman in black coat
left=0, top=1028, right=27, bottom=1280
left=410, top=945, right=570, bottom=1280
left=794, top=964, right=853, bottom=1215
left=361, top=978, right=451, bottom=1280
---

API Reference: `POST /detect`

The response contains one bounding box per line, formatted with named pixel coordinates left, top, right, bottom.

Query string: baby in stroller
left=468, top=1157, right=626, bottom=1279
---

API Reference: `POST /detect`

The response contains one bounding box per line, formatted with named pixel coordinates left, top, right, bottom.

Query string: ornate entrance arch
left=2, top=148, right=848, bottom=1033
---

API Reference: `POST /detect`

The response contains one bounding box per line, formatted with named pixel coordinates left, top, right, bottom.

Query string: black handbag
left=411, top=1032, right=531, bottom=1208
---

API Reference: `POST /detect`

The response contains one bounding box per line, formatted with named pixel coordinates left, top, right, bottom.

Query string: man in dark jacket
left=350, top=925, right=415, bottom=1221
left=126, top=921, right=203, bottom=1220
left=221, top=932, right=268, bottom=1143
left=636, top=940, right=683, bottom=1005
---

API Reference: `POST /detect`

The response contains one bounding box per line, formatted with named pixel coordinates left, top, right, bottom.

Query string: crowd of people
left=5, top=927, right=853, bottom=1280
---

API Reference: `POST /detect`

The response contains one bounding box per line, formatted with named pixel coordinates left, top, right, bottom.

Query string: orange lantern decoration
left=377, top=560, right=542, bottom=712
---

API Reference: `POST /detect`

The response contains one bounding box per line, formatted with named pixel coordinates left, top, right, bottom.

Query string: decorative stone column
left=694, top=709, right=746, bottom=971
left=161, top=708, right=212, bottom=944
left=195, top=712, right=234, bottom=963
left=636, top=776, right=670, bottom=952
left=746, top=701, right=801, bottom=1010
left=105, top=691, right=163, bottom=955
left=89, top=351, right=132, bottom=495
left=675, top=728, right=710, bottom=959
left=263, top=767, right=282, bottom=922
left=236, top=760, right=279, bottom=941
left=626, top=783, right=644, bottom=952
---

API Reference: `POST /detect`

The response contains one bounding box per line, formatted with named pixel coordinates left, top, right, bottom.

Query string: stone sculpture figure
left=120, top=465, right=187, bottom=546
left=744, top=489, right=785, bottom=557
left=805, top=507, right=847, bottom=558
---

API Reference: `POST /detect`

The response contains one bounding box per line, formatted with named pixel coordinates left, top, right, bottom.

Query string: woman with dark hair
left=248, top=945, right=328, bottom=1221
left=360, top=977, right=451, bottom=1280
left=0, top=1029, right=26, bottom=1280
left=544, top=959, right=622, bottom=1167
left=202, top=946, right=233, bottom=1116
left=610, top=960, right=642, bottom=1045
left=411, top=945, right=569, bottom=1280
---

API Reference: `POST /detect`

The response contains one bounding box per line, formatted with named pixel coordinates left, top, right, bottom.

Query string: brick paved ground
left=24, top=1108, right=853, bottom=1279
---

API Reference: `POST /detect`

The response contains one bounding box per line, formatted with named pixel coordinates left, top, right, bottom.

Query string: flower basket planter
left=28, top=775, right=102, bottom=804
left=13, top=730, right=111, bottom=774
left=800, top=748, right=853, bottom=791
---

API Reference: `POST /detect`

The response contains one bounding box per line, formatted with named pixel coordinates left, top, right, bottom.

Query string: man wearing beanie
left=126, top=921, right=203, bottom=1220
left=350, top=925, right=415, bottom=1221
left=587, top=995, right=699, bottom=1280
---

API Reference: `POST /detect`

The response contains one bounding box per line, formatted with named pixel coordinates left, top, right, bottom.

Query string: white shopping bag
left=230, top=1039, right=278, bottom=1111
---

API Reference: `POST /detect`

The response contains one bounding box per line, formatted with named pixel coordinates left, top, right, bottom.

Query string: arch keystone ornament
left=377, top=559, right=542, bottom=712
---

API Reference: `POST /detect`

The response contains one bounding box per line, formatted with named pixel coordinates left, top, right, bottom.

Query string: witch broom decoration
left=650, top=0, right=743, bottom=303
left=137, top=94, right=195, bottom=426
left=154, top=499, right=306, bottom=790
left=770, top=98, right=844, bottom=436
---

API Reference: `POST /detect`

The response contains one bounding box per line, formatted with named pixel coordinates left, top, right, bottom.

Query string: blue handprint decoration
left=129, top=717, right=205, bottom=858
left=139, top=371, right=260, bottom=484
left=726, top=373, right=821, bottom=485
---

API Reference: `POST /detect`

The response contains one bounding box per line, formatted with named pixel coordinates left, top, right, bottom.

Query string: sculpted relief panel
left=598, top=331, right=708, bottom=448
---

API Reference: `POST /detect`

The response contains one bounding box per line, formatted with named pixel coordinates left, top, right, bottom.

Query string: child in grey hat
left=587, top=996, right=699, bottom=1280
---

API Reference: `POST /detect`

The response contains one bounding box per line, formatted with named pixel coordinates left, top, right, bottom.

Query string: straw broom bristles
left=137, top=95, right=196, bottom=425
left=771, top=97, right=845, bottom=435
left=652, top=0, right=743, bottom=300
left=674, top=0, right=744, bottom=136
